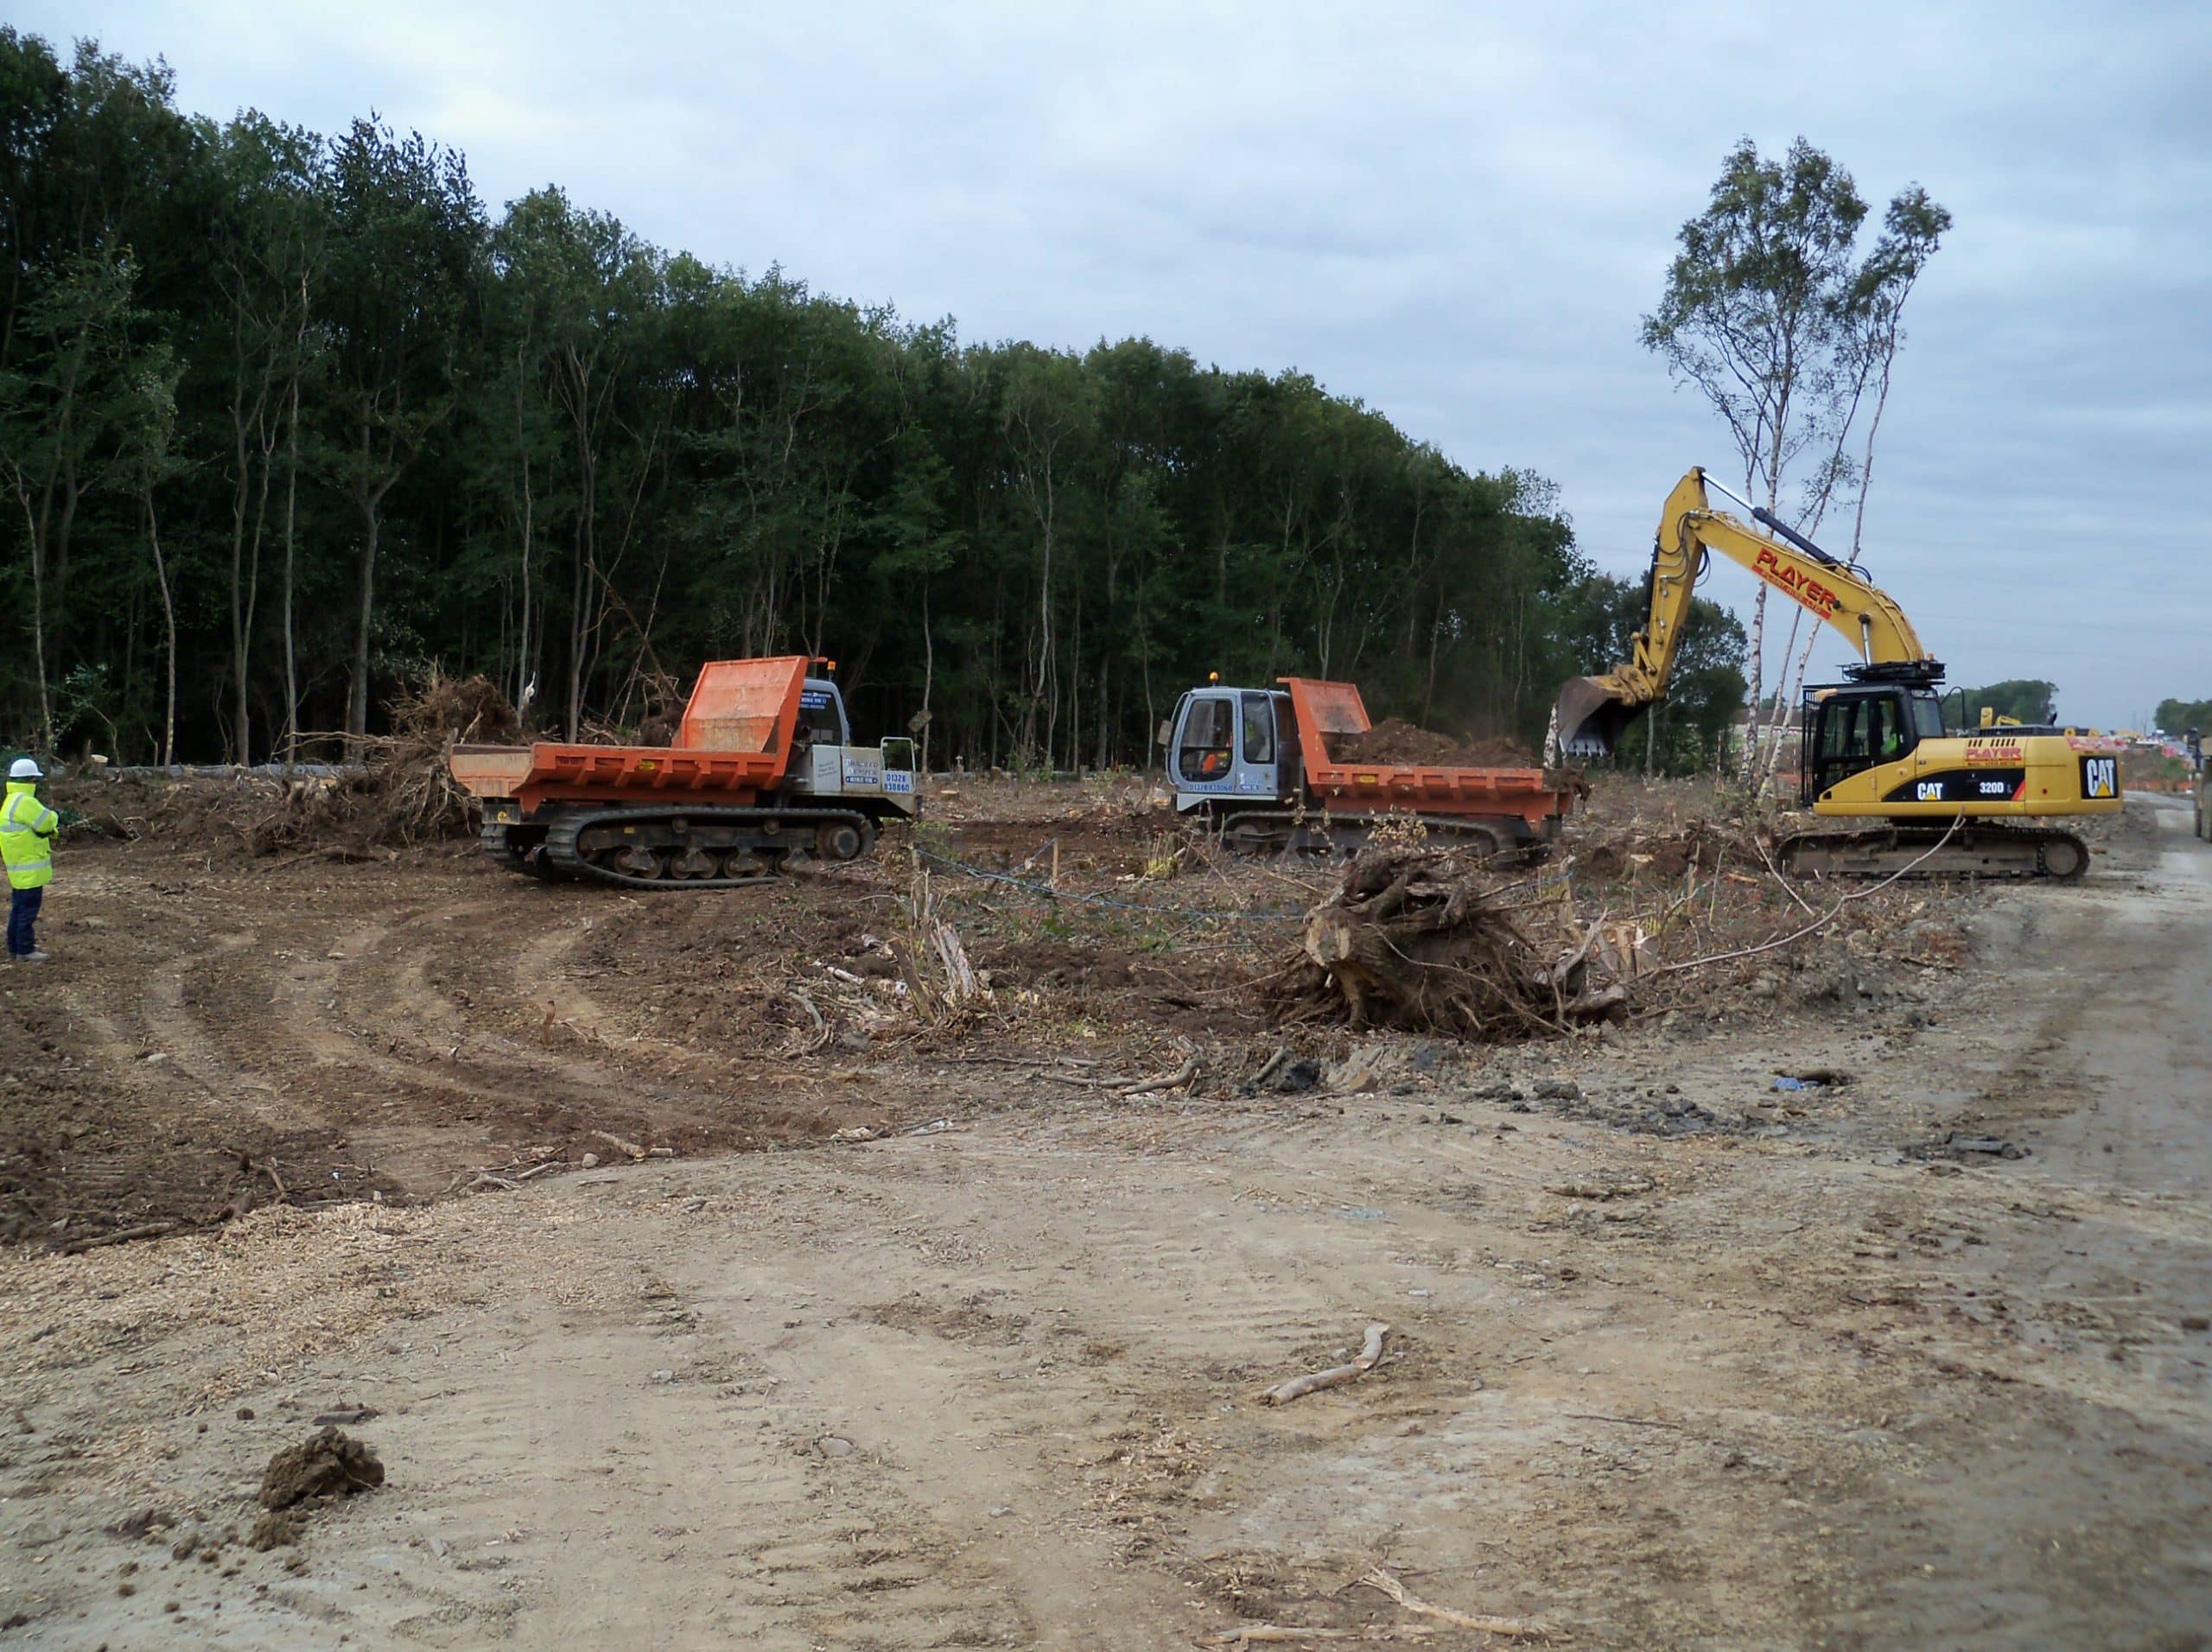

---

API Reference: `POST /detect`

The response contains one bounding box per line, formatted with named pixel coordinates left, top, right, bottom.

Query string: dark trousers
left=7, top=886, right=41, bottom=956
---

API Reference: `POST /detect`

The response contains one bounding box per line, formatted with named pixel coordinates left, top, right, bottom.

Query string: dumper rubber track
left=483, top=805, right=875, bottom=889
left=1777, top=823, right=2088, bottom=882
left=1217, top=809, right=1516, bottom=861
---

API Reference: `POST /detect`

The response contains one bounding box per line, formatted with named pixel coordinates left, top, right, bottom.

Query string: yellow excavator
left=1551, top=466, right=2122, bottom=880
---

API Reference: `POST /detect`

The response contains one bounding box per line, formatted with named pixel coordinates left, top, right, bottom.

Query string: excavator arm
left=1550, top=467, right=1938, bottom=759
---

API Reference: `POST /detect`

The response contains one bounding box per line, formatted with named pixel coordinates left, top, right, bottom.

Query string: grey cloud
left=27, top=0, right=2212, bottom=723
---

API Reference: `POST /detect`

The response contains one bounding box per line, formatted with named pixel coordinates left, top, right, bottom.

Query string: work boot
left=11, top=950, right=48, bottom=963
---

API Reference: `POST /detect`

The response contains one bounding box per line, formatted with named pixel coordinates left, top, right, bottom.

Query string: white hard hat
left=8, top=758, right=41, bottom=780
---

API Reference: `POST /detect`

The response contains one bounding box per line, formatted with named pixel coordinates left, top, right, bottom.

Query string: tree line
left=0, top=30, right=1745, bottom=774
left=2154, top=698, right=2212, bottom=740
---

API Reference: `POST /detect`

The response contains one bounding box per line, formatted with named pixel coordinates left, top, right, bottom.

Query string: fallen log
left=1357, top=1569, right=1550, bottom=1639
left=1259, top=1322, right=1389, bottom=1405
left=1204, top=1627, right=1439, bottom=1645
left=58, top=1222, right=179, bottom=1255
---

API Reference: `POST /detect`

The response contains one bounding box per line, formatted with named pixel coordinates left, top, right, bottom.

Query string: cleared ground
left=0, top=791, right=2207, bottom=1648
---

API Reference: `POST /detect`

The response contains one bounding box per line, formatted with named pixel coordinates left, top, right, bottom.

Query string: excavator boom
left=1551, top=467, right=1936, bottom=759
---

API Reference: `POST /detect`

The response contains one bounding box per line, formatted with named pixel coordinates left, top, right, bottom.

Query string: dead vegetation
left=262, top=670, right=518, bottom=852
left=70, top=670, right=519, bottom=861
left=1270, top=846, right=1627, bottom=1039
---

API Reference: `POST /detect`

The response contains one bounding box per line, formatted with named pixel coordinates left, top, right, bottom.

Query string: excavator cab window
left=1804, top=688, right=1920, bottom=803
left=1907, top=690, right=1945, bottom=741
left=1177, top=696, right=1236, bottom=782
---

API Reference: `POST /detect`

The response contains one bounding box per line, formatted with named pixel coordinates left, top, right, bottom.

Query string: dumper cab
left=789, top=677, right=919, bottom=809
left=1166, top=686, right=1299, bottom=813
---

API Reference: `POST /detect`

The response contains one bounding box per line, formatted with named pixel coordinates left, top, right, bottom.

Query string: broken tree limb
left=1259, top=1322, right=1389, bottom=1405
left=1203, top=1631, right=1435, bottom=1646
left=1037, top=1070, right=1136, bottom=1089
left=788, top=989, right=830, bottom=1053
left=1651, top=816, right=1963, bottom=979
left=1356, top=1569, right=1551, bottom=1639
left=1122, top=1038, right=1199, bottom=1097
left=58, top=1222, right=179, bottom=1255
left=590, top=1128, right=647, bottom=1160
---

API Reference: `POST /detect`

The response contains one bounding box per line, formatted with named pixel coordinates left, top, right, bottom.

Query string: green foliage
left=1643, top=137, right=1947, bottom=530
left=0, top=27, right=1613, bottom=769
left=1958, top=679, right=2057, bottom=727
left=1559, top=574, right=1748, bottom=774
left=2154, top=698, right=2212, bottom=738
left=1644, top=137, right=1948, bottom=786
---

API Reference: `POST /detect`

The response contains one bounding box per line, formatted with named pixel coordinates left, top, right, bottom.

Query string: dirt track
left=2, top=797, right=2209, bottom=1647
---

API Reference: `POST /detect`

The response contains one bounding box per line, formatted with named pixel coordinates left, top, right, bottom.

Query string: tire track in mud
left=5, top=848, right=895, bottom=1237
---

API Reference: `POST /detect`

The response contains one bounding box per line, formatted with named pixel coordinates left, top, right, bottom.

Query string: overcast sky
left=27, top=0, right=2210, bottom=728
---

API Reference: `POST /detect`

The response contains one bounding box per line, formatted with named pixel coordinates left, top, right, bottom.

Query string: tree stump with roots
left=1272, top=844, right=1624, bottom=1040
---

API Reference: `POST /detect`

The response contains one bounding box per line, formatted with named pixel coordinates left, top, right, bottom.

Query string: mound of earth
left=1327, top=718, right=1535, bottom=768
left=259, top=1426, right=385, bottom=1512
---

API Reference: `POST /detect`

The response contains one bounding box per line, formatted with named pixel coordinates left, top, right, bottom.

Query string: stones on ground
left=815, top=1435, right=855, bottom=1458
left=1533, top=1078, right=1580, bottom=1101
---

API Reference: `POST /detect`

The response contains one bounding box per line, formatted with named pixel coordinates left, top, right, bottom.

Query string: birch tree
left=1643, top=138, right=1943, bottom=787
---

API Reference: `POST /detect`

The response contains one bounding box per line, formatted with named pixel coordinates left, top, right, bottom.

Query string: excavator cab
left=1800, top=682, right=1946, bottom=805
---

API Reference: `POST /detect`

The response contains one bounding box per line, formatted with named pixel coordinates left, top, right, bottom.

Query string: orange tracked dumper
left=1164, top=675, right=1576, bottom=856
left=448, top=656, right=918, bottom=887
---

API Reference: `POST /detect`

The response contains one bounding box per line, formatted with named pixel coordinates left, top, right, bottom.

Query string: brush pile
left=251, top=670, right=520, bottom=855
left=1268, top=844, right=1627, bottom=1039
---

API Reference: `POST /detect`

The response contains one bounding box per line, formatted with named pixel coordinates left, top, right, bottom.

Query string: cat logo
left=1916, top=781, right=1946, bottom=802
left=2082, top=756, right=2118, bottom=799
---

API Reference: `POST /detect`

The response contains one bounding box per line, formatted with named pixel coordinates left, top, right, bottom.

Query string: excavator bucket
left=1550, top=675, right=1647, bottom=761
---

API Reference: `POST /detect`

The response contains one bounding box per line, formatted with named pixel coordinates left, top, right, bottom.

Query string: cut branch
left=1259, top=1322, right=1389, bottom=1406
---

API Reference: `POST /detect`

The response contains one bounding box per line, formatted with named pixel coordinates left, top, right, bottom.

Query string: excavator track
left=484, top=805, right=876, bottom=889
left=1777, top=823, right=2088, bottom=882
left=1217, top=810, right=1516, bottom=861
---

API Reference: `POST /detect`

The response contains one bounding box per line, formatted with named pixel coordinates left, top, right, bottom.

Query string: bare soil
left=0, top=781, right=2206, bottom=1648
left=1329, top=718, right=1537, bottom=768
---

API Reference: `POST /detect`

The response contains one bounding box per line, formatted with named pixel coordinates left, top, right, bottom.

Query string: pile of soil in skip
left=1328, top=718, right=1537, bottom=768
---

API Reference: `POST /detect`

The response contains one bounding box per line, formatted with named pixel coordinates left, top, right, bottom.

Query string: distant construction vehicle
left=1550, top=466, right=2122, bottom=880
left=449, top=657, right=918, bottom=887
left=1165, top=675, right=1576, bottom=857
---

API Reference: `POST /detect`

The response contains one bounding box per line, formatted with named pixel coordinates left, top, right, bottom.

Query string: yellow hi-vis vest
left=1, top=781, right=58, bottom=890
